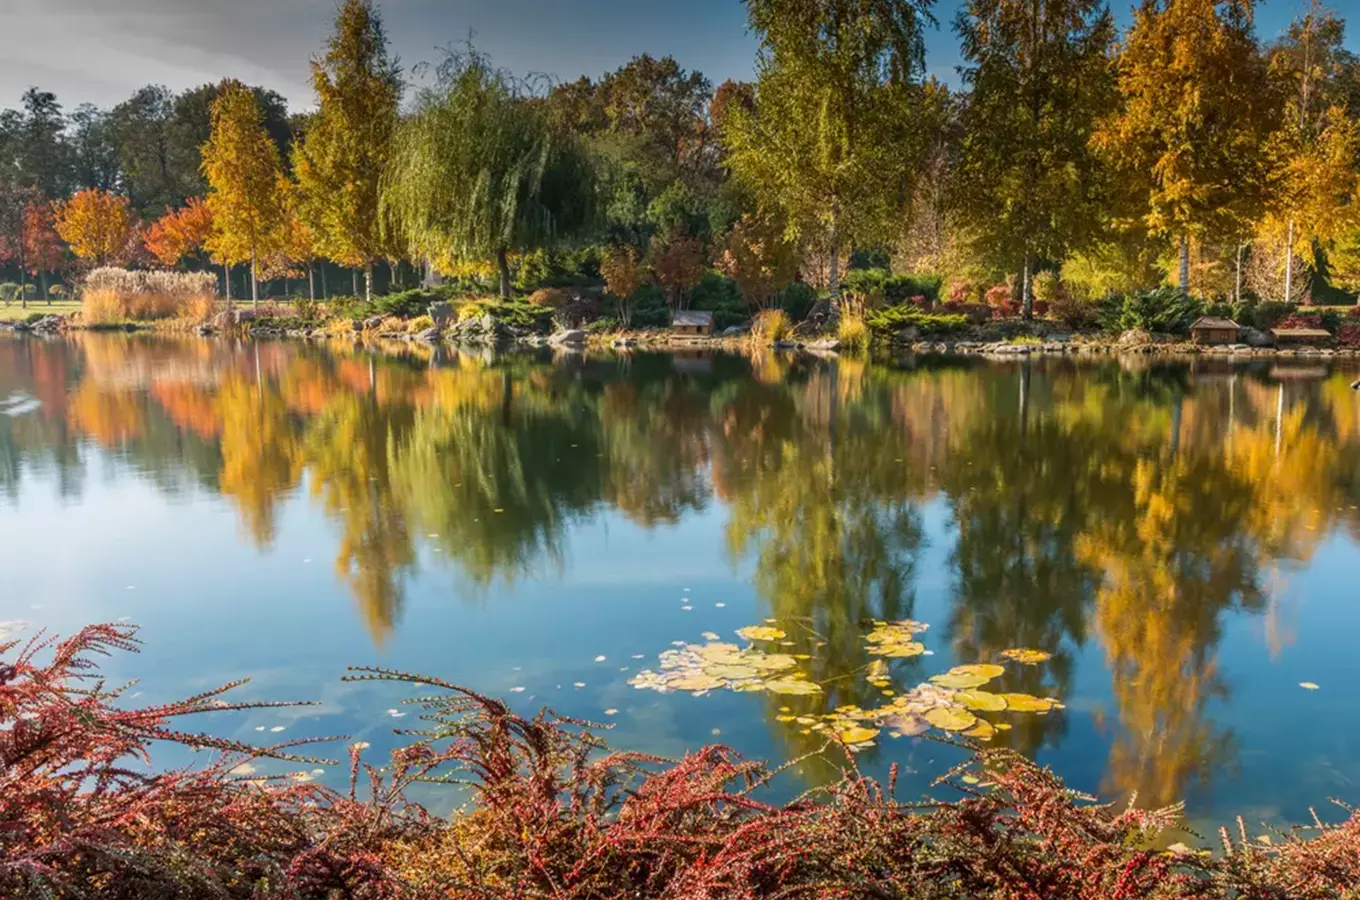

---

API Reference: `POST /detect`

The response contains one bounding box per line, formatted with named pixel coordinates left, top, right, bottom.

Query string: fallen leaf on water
left=604, top=709, right=618, bottom=716
left=1300, top=682, right=1320, bottom=691
left=270, top=726, right=287, bottom=732
left=701, top=631, right=721, bottom=641
left=837, top=726, right=879, bottom=744
left=594, top=655, right=607, bottom=662
left=999, top=694, right=1058, bottom=713
left=963, top=719, right=996, bottom=740
left=510, top=687, right=525, bottom=693
left=763, top=677, right=823, bottom=696
left=573, top=682, right=585, bottom=688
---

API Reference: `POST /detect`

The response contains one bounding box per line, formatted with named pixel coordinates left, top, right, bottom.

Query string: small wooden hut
left=672, top=311, right=714, bottom=336
left=1189, top=316, right=1240, bottom=345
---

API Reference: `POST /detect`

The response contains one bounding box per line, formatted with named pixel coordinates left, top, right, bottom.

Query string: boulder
left=548, top=329, right=587, bottom=346
left=1117, top=328, right=1155, bottom=347
left=429, top=301, right=455, bottom=329
left=721, top=324, right=750, bottom=337
left=804, top=338, right=842, bottom=351
left=1240, top=325, right=1273, bottom=347
left=413, top=328, right=440, bottom=344
left=894, top=326, right=921, bottom=343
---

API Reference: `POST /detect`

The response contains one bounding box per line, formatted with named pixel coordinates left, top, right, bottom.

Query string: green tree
left=953, top=0, right=1116, bottom=317
left=382, top=48, right=597, bottom=300
left=292, top=0, right=401, bottom=302
left=202, top=81, right=288, bottom=306
left=724, top=0, right=934, bottom=301
left=1094, top=0, right=1276, bottom=294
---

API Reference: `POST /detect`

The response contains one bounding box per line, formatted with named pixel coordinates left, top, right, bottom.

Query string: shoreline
left=5, top=314, right=1360, bottom=360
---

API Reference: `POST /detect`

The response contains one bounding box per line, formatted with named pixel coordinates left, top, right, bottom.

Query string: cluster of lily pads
left=629, top=618, right=1062, bottom=750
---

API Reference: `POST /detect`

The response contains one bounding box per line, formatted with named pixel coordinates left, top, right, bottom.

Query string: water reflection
left=3, top=334, right=1359, bottom=814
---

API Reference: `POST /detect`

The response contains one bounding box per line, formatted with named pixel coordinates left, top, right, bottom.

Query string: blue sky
left=0, top=0, right=1355, bottom=111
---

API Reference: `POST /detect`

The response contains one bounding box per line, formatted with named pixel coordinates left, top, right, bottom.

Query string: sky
left=0, top=0, right=1356, bottom=112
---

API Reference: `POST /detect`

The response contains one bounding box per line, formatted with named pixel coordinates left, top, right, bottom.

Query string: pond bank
left=6, top=312, right=1360, bottom=360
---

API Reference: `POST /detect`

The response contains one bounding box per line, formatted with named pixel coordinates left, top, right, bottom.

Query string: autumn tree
left=1094, top=0, right=1276, bottom=294
left=717, top=214, right=799, bottom=310
left=1262, top=1, right=1360, bottom=303
left=143, top=197, right=214, bottom=269
left=953, top=0, right=1115, bottom=317
left=23, top=201, right=65, bottom=301
left=0, top=183, right=38, bottom=306
left=600, top=245, right=647, bottom=326
left=53, top=188, right=134, bottom=268
left=382, top=47, right=596, bottom=299
left=649, top=231, right=707, bottom=310
left=724, top=0, right=934, bottom=301
left=202, top=81, right=289, bottom=306
left=292, top=0, right=401, bottom=302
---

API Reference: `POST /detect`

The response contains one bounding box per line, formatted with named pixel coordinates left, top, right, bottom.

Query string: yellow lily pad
left=837, top=726, right=880, bottom=744
left=929, top=672, right=992, bottom=689
left=737, top=625, right=786, bottom=642
left=951, top=664, right=1006, bottom=679
left=924, top=707, right=978, bottom=732
left=668, top=674, right=728, bottom=692
left=955, top=689, right=1008, bottom=712
left=1001, top=693, right=1058, bottom=712
left=963, top=719, right=996, bottom=740
left=1000, top=648, right=1052, bottom=665
left=764, top=677, right=823, bottom=695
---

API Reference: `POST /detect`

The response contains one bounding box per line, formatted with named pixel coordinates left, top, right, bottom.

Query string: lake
left=2, top=334, right=1359, bottom=835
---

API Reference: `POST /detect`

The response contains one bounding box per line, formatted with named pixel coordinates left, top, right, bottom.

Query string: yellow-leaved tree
left=201, top=80, right=288, bottom=306
left=1261, top=1, right=1360, bottom=304
left=53, top=189, right=134, bottom=268
left=292, top=0, right=401, bottom=302
left=1094, top=0, right=1276, bottom=294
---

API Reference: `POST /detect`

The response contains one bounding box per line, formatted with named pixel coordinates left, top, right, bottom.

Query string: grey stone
left=805, top=338, right=842, bottom=351
left=548, top=329, right=587, bottom=346
left=894, top=326, right=921, bottom=343
left=721, top=324, right=749, bottom=336
left=1240, top=325, right=1273, bottom=347
left=429, top=301, right=455, bottom=329
left=413, top=328, right=439, bottom=343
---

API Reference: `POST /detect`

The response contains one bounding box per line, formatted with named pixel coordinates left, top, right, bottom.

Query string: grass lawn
left=0, top=300, right=82, bottom=322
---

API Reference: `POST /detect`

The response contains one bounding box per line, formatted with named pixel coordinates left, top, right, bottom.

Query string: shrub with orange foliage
left=6, top=623, right=1360, bottom=900
left=648, top=231, right=706, bottom=310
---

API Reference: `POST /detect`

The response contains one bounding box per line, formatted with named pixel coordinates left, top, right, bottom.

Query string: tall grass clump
left=750, top=308, right=792, bottom=345
left=837, top=313, right=870, bottom=351
left=82, top=267, right=219, bottom=324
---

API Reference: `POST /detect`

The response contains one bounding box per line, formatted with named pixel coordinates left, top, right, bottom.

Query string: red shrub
left=7, top=624, right=1360, bottom=900
left=1276, top=312, right=1326, bottom=330
left=910, top=294, right=933, bottom=312
left=984, top=283, right=1012, bottom=309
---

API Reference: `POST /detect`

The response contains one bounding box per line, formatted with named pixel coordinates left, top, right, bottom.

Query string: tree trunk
left=1021, top=254, right=1033, bottom=320
left=1235, top=243, right=1245, bottom=304
left=308, top=265, right=315, bottom=301
left=497, top=247, right=512, bottom=300
left=389, top=260, right=398, bottom=291
left=19, top=270, right=26, bottom=310
left=1178, top=234, right=1190, bottom=294
left=321, top=265, right=328, bottom=299
left=828, top=232, right=841, bottom=305
left=251, top=252, right=258, bottom=308
left=1285, top=218, right=1296, bottom=305
left=40, top=272, right=48, bottom=303
left=223, top=265, right=231, bottom=300
left=364, top=262, right=374, bottom=303
left=352, top=269, right=359, bottom=296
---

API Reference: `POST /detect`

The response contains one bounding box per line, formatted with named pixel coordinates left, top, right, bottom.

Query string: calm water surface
left=3, top=334, right=1360, bottom=832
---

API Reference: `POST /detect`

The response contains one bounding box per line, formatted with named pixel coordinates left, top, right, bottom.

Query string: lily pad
left=963, top=719, right=996, bottom=740
left=737, top=625, right=786, bottom=642
left=669, top=674, right=728, bottom=692
left=955, top=689, right=1008, bottom=712
left=1000, top=693, right=1059, bottom=712
left=924, top=707, right=978, bottom=732
left=929, top=672, right=992, bottom=689
left=1000, top=648, right=1052, bottom=665
left=951, top=664, right=1006, bottom=679
left=837, top=726, right=880, bottom=744
left=764, top=677, right=823, bottom=695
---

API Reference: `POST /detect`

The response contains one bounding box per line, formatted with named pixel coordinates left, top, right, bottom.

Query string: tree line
left=1, top=0, right=1359, bottom=314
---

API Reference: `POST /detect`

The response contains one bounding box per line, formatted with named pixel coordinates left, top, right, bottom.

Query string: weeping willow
left=381, top=48, right=597, bottom=298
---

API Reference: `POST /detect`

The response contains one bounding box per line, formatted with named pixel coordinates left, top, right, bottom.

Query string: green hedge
left=865, top=306, right=969, bottom=336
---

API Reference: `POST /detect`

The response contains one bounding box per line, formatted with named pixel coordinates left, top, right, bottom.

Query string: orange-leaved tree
left=53, top=189, right=135, bottom=269
left=144, top=197, right=215, bottom=271
left=202, top=81, right=288, bottom=307
left=23, top=200, right=65, bottom=302
left=648, top=231, right=706, bottom=311
left=600, top=245, right=648, bottom=327
left=717, top=214, right=798, bottom=311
